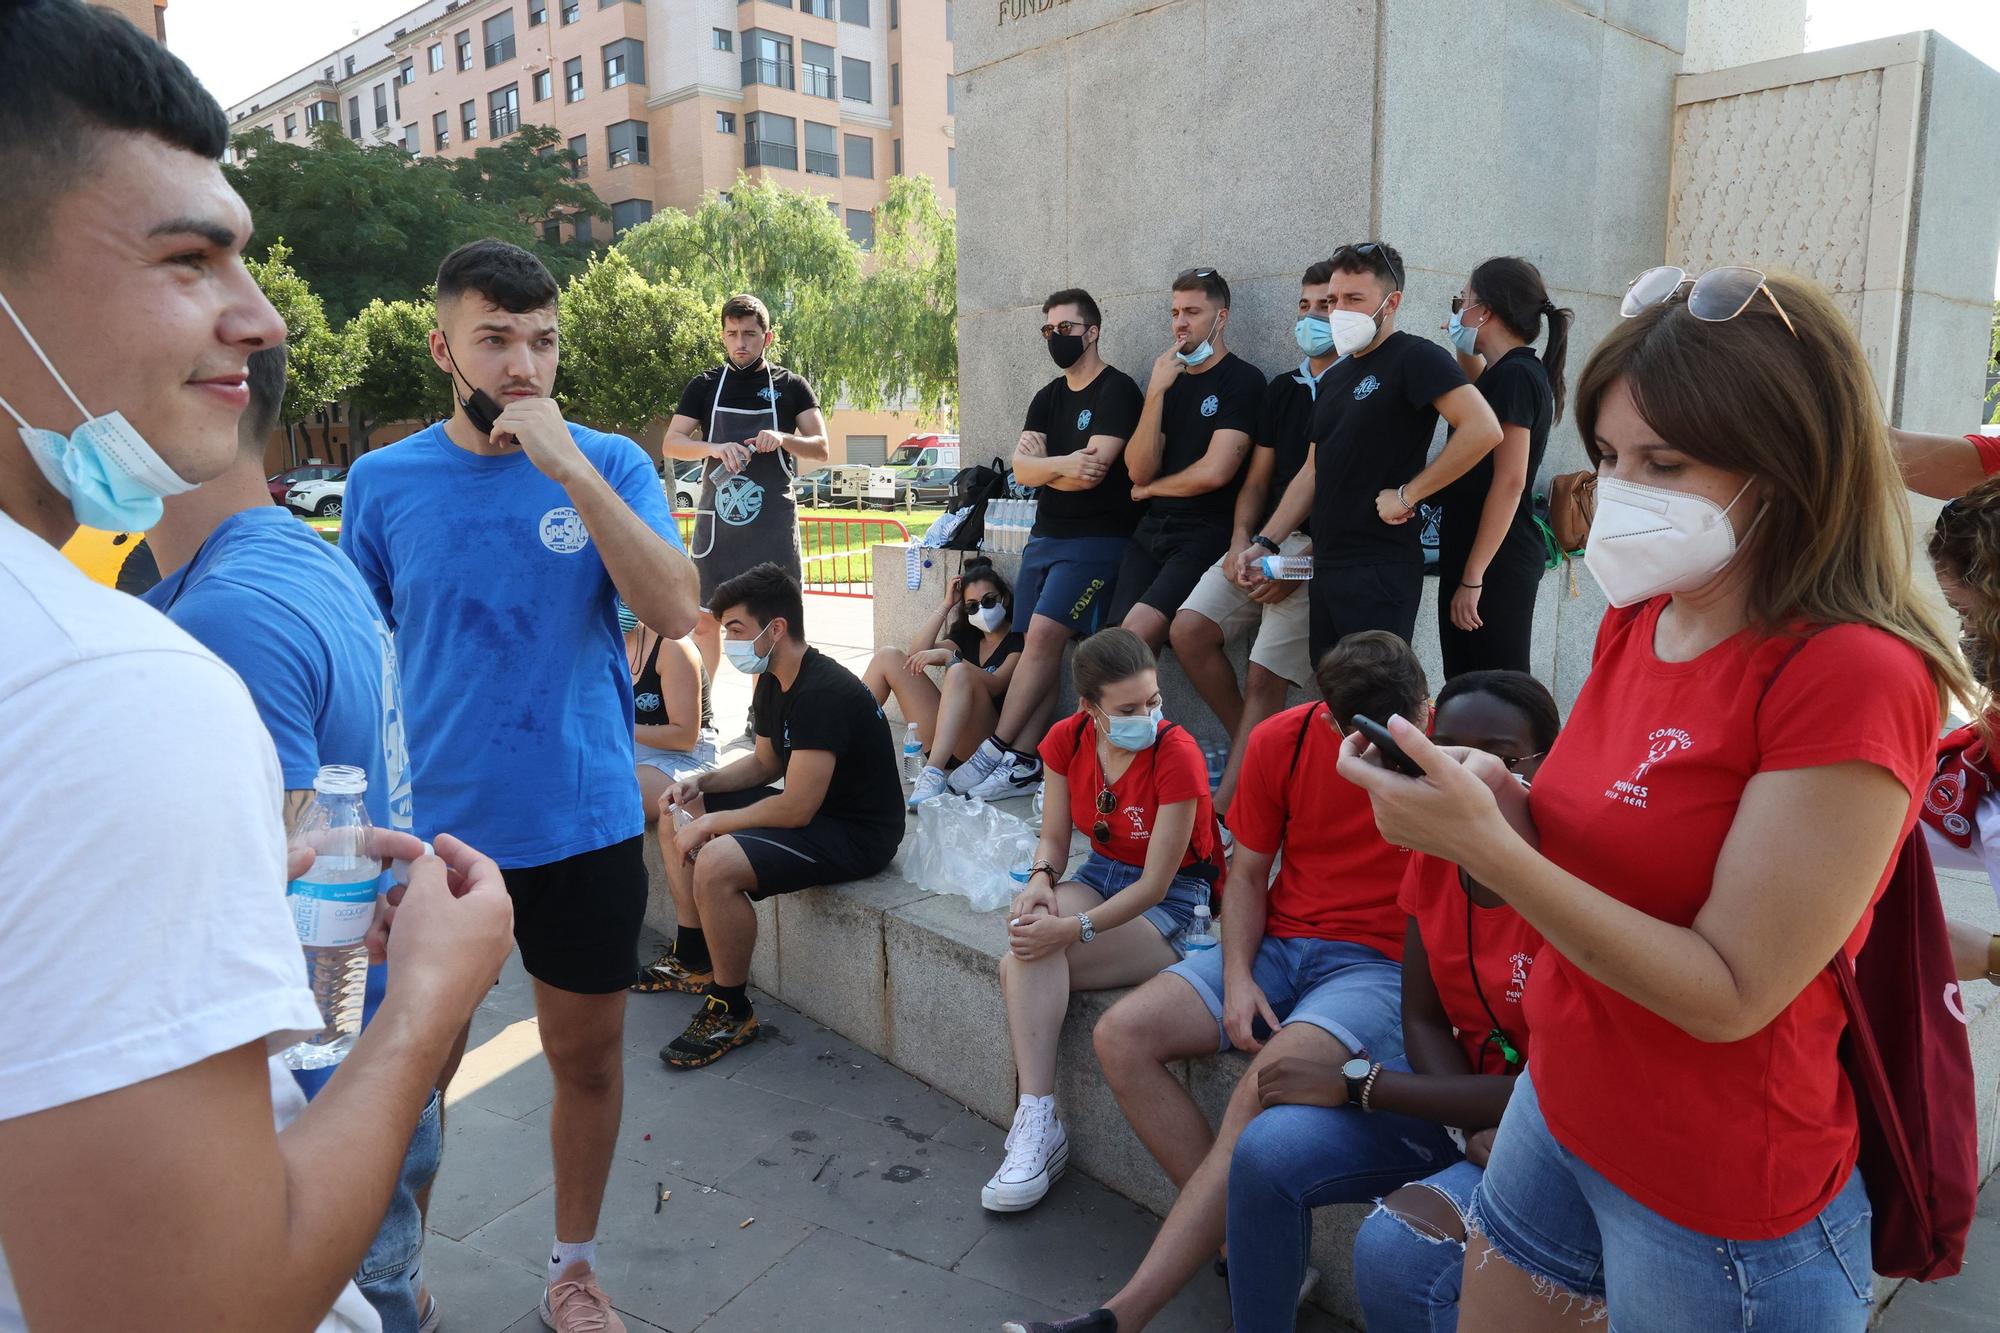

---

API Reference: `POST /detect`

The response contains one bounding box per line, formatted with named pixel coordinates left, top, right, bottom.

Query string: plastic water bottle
left=1183, top=901, right=1220, bottom=953
left=281, top=764, right=380, bottom=1071
left=1259, top=554, right=1314, bottom=580
left=901, top=721, right=925, bottom=784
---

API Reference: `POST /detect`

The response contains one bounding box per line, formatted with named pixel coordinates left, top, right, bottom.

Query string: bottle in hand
left=282, top=764, right=381, bottom=1071
left=1259, top=554, right=1313, bottom=580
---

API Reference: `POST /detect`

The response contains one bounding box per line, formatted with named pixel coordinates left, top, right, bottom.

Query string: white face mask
left=1583, top=476, right=1760, bottom=608
left=1328, top=293, right=1391, bottom=358
left=969, top=603, right=1008, bottom=633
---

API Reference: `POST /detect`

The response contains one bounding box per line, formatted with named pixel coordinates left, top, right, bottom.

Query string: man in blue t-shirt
left=342, top=239, right=697, bottom=1330
left=146, top=345, right=437, bottom=1332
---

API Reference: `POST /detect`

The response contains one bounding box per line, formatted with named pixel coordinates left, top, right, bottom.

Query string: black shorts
left=504, top=836, right=649, bottom=995
left=703, top=788, right=901, bottom=899
left=1106, top=515, right=1231, bottom=623
left=1308, top=560, right=1424, bottom=664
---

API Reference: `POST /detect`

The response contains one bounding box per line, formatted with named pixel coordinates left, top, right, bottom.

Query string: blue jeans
left=1353, top=1158, right=1485, bottom=1333
left=1226, top=1057, right=1461, bottom=1333
left=1165, top=933, right=1404, bottom=1061
left=1070, top=849, right=1210, bottom=950
left=1470, top=1072, right=1875, bottom=1332
left=356, top=1089, right=444, bottom=1332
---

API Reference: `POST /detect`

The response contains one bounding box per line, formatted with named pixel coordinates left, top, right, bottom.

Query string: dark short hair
left=709, top=561, right=805, bottom=637
left=1314, top=631, right=1428, bottom=725
left=1042, top=288, right=1102, bottom=327
left=1328, top=241, right=1405, bottom=293
left=435, top=239, right=560, bottom=314
left=1171, top=267, right=1231, bottom=309
left=1301, top=260, right=1335, bottom=287
left=241, top=345, right=288, bottom=448
left=0, top=0, right=228, bottom=270
left=1071, top=627, right=1156, bottom=703
left=721, top=292, right=771, bottom=331
left=1434, top=669, right=1561, bottom=753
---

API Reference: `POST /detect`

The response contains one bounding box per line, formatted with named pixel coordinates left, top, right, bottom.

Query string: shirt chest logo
left=635, top=691, right=662, bottom=713
left=1199, top=394, right=1219, bottom=418
left=1121, top=806, right=1150, bottom=838
left=758, top=385, right=780, bottom=403
left=1604, top=726, right=1693, bottom=808
left=1076, top=408, right=1093, bottom=430
left=539, top=507, right=590, bottom=554
left=1353, top=374, right=1381, bottom=401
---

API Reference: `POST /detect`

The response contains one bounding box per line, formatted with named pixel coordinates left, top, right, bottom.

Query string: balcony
left=802, top=67, right=835, bottom=99
left=742, top=56, right=794, bottom=90
left=745, top=139, right=797, bottom=170
left=486, top=38, right=516, bottom=67
left=491, top=108, right=520, bottom=137
left=804, top=148, right=838, bottom=177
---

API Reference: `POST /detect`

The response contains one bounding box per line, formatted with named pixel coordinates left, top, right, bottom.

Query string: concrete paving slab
left=725, top=1014, right=971, bottom=1141
left=417, top=1234, right=546, bottom=1331
left=428, top=1103, right=560, bottom=1241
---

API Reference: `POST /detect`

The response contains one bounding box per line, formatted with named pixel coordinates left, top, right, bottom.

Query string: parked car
left=793, top=466, right=834, bottom=505
left=902, top=465, right=961, bottom=508
left=285, top=470, right=348, bottom=517
left=268, top=464, right=342, bottom=504
left=662, top=458, right=703, bottom=510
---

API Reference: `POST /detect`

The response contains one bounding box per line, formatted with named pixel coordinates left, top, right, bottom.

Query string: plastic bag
left=901, top=795, right=1039, bottom=913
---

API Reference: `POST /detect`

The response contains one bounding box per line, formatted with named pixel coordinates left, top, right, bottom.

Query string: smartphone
left=1350, top=714, right=1424, bottom=778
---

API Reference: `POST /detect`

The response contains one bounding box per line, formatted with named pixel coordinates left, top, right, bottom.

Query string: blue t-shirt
left=341, top=421, right=682, bottom=867
left=143, top=504, right=414, bottom=1099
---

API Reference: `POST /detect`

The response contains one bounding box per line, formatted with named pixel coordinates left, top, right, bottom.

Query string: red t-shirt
left=1227, top=703, right=1408, bottom=960
left=1525, top=598, right=1937, bottom=1239
left=1040, top=712, right=1220, bottom=874
left=1399, top=852, right=1545, bottom=1073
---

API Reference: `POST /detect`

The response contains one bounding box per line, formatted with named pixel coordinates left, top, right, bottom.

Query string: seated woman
left=984, top=628, right=1222, bottom=1216
left=626, top=600, right=719, bottom=993
left=1225, top=671, right=1559, bottom=1333
left=863, top=557, right=1025, bottom=806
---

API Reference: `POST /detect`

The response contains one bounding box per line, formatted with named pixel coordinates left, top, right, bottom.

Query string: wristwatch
left=1249, top=534, right=1281, bottom=555
left=1076, top=912, right=1096, bottom=943
left=1341, top=1056, right=1372, bottom=1107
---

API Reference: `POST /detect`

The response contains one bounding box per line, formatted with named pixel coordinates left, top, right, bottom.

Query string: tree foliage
left=855, top=175, right=959, bottom=422
left=246, top=239, right=361, bottom=428
left=349, top=296, right=451, bottom=444
left=556, top=251, right=715, bottom=436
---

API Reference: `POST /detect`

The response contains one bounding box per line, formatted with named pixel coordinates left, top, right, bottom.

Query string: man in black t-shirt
left=1109, top=268, right=1265, bottom=651
left=953, top=288, right=1147, bottom=801
left=1242, top=242, right=1501, bottom=660
left=665, top=293, right=830, bottom=682
left=653, top=564, right=901, bottom=1068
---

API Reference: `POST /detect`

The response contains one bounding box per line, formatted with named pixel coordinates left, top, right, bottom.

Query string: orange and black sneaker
left=660, top=995, right=759, bottom=1070
left=630, top=948, right=712, bottom=994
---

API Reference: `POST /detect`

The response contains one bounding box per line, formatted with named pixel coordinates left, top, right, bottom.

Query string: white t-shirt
left=1923, top=785, right=2000, bottom=907
left=0, top=512, right=378, bottom=1333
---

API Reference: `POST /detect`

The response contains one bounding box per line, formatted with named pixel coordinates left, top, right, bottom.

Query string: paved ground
left=1873, top=1175, right=2000, bottom=1330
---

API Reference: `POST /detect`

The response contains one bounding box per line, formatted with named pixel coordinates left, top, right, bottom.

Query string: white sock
left=549, top=1237, right=597, bottom=1283
left=1018, top=1092, right=1054, bottom=1115
left=973, top=738, right=1007, bottom=771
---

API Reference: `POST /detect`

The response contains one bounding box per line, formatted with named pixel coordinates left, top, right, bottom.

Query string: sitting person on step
left=862, top=557, right=1025, bottom=807
left=985, top=627, right=1223, bottom=1217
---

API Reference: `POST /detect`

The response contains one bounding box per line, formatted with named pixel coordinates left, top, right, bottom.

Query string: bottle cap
left=313, top=763, right=368, bottom=796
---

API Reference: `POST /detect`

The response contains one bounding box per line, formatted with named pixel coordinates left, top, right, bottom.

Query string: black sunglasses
left=1450, top=295, right=1483, bottom=315
left=1175, top=266, right=1220, bottom=283
left=962, top=592, right=1004, bottom=613
left=1334, top=241, right=1403, bottom=291
left=1039, top=320, right=1093, bottom=339
left=1092, top=785, right=1116, bottom=844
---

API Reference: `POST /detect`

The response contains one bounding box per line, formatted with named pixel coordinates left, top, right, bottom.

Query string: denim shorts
left=1071, top=849, right=1209, bottom=951
left=356, top=1088, right=444, bottom=1332
left=1469, top=1072, right=1875, bottom=1331
left=1166, top=933, right=1405, bottom=1062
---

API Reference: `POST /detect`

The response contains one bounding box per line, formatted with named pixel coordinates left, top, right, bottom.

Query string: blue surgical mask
left=723, top=622, right=775, bottom=674
left=1175, top=310, right=1223, bottom=368
left=1294, top=314, right=1336, bottom=359
left=617, top=601, right=639, bottom=634
left=1101, top=705, right=1164, bottom=752
left=1446, top=307, right=1483, bottom=356
left=0, top=291, right=194, bottom=532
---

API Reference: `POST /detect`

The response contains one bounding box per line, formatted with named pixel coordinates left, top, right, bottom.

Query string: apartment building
left=224, top=0, right=957, bottom=462
left=101, top=0, right=168, bottom=41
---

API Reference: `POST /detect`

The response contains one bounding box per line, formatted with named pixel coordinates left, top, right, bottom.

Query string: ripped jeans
left=1352, top=1158, right=1484, bottom=1332
left=1226, top=1057, right=1460, bottom=1333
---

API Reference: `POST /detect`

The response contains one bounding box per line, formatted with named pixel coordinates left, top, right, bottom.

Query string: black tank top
left=633, top=632, right=714, bottom=731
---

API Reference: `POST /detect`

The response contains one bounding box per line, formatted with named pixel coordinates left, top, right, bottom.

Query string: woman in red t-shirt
left=1337, top=270, right=1967, bottom=1331
left=983, top=628, right=1222, bottom=1216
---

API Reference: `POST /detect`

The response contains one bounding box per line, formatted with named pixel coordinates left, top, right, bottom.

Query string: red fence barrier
left=673, top=513, right=909, bottom=599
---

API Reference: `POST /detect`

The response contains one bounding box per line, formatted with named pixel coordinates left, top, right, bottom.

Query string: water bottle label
left=287, top=877, right=377, bottom=949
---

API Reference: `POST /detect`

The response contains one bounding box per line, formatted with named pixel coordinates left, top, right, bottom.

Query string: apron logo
left=1199, top=394, right=1219, bottom=418
left=714, top=473, right=765, bottom=526
left=635, top=691, right=662, bottom=713
left=1076, top=408, right=1093, bottom=430
left=539, top=506, right=589, bottom=554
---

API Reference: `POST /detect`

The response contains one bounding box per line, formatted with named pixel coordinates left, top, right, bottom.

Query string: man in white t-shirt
left=0, top=6, right=513, bottom=1329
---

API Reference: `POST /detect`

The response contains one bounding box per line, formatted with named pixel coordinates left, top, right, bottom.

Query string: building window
left=433, top=110, right=450, bottom=149
left=743, top=111, right=796, bottom=170
left=284, top=112, right=298, bottom=138
left=575, top=214, right=593, bottom=246
left=611, top=199, right=653, bottom=236
left=348, top=96, right=361, bottom=139
left=568, top=133, right=587, bottom=177
left=741, top=30, right=792, bottom=90
left=428, top=43, right=444, bottom=73
left=602, top=38, right=644, bottom=89
left=842, top=0, right=869, bottom=24
left=844, top=133, right=873, bottom=178
left=890, top=62, right=899, bottom=105
left=484, top=11, right=516, bottom=67
left=461, top=100, right=479, bottom=140
left=306, top=99, right=336, bottom=126
left=946, top=0, right=954, bottom=40
left=842, top=57, right=871, bottom=103
left=947, top=145, right=956, bottom=187
left=804, top=121, right=837, bottom=176
left=801, top=41, right=835, bottom=98
left=398, top=58, right=414, bottom=86
left=561, top=1, right=580, bottom=23
left=373, top=84, right=389, bottom=129
left=713, top=28, right=732, bottom=51
left=606, top=119, right=649, bottom=167
left=324, top=64, right=335, bottom=80
left=529, top=0, right=546, bottom=25
left=564, top=56, right=584, bottom=102
left=456, top=31, right=472, bottom=72
left=800, top=0, right=832, bottom=17
left=890, top=0, right=899, bottom=28
left=345, top=54, right=356, bottom=76
left=543, top=218, right=562, bottom=245
left=846, top=208, right=874, bottom=249
left=533, top=68, right=553, bottom=101
left=946, top=75, right=955, bottom=114
left=489, top=84, right=520, bottom=137
left=892, top=137, right=901, bottom=174
left=716, top=111, right=736, bottom=134
left=403, top=123, right=420, bottom=154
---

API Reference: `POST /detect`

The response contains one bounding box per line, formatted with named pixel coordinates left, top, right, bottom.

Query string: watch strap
left=1250, top=534, right=1281, bottom=554
left=1076, top=911, right=1095, bottom=943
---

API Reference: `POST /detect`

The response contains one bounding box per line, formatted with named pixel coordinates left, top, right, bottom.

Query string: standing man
left=664, top=293, right=829, bottom=683
left=0, top=5, right=512, bottom=1328
left=1110, top=268, right=1265, bottom=651
left=1240, top=242, right=1501, bottom=660
left=342, top=239, right=698, bottom=1332
left=1169, top=261, right=1337, bottom=814
left=145, top=345, right=443, bottom=1333
left=952, top=288, right=1146, bottom=802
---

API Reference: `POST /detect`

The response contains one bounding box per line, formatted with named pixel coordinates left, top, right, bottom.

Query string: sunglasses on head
left=1092, top=784, right=1116, bottom=845
left=1449, top=295, right=1482, bottom=315
left=1620, top=265, right=1799, bottom=339
left=962, top=592, right=1004, bottom=613
left=1332, top=241, right=1403, bottom=291
left=1040, top=320, right=1092, bottom=339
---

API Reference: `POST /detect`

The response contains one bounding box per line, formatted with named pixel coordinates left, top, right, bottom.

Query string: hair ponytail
left=1540, top=297, right=1573, bottom=423
left=1468, top=257, right=1572, bottom=422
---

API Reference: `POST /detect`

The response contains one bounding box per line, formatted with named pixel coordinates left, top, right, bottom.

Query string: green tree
left=347, top=296, right=451, bottom=451
left=246, top=238, right=362, bottom=461
left=1986, top=300, right=1998, bottom=426
left=556, top=251, right=715, bottom=435
left=854, top=175, right=958, bottom=422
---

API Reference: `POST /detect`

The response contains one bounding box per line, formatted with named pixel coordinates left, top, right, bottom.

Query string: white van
left=887, top=433, right=961, bottom=472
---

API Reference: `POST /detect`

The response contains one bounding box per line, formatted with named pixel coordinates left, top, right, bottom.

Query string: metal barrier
left=672, top=512, right=909, bottom=599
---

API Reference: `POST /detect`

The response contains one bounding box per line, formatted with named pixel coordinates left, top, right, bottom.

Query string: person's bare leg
left=1094, top=975, right=1231, bottom=1186
left=861, top=645, right=900, bottom=704
left=1169, top=608, right=1242, bottom=740
left=1122, top=603, right=1172, bottom=653
left=693, top=609, right=721, bottom=678
left=656, top=788, right=706, bottom=929
left=933, top=660, right=1001, bottom=765
left=691, top=837, right=760, bottom=987
left=533, top=983, right=628, bottom=1253
left=867, top=646, right=943, bottom=744
left=1215, top=662, right=1294, bottom=814
left=637, top=765, right=671, bottom=826
left=1105, top=1023, right=1349, bottom=1331
left=991, top=615, right=1071, bottom=750
left=1459, top=1237, right=1604, bottom=1331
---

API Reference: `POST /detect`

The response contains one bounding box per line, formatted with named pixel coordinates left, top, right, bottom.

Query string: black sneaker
left=630, top=948, right=713, bottom=994
left=1001, top=1313, right=1116, bottom=1333
left=661, top=995, right=760, bottom=1070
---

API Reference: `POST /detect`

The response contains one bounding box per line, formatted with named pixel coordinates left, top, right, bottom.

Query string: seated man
left=654, top=562, right=904, bottom=1067
left=1005, top=631, right=1424, bottom=1333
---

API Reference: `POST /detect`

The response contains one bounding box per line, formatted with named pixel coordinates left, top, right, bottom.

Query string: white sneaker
left=982, top=1097, right=1068, bottom=1212
left=948, top=739, right=1006, bottom=795
left=907, top=766, right=950, bottom=808
left=967, top=754, right=1043, bottom=802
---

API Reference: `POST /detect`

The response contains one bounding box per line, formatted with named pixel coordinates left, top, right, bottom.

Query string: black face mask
left=1047, top=332, right=1086, bottom=370
left=439, top=334, right=502, bottom=434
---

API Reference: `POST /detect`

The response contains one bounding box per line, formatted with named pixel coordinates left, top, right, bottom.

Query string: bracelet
left=1396, top=485, right=1418, bottom=514
left=1028, top=862, right=1057, bottom=886
left=1359, top=1061, right=1385, bottom=1111
left=1460, top=581, right=1483, bottom=589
